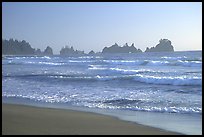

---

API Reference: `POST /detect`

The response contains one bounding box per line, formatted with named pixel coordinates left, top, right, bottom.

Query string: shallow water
left=2, top=51, right=202, bottom=134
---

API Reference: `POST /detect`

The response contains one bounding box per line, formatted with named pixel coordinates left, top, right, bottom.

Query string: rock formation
left=145, top=39, right=174, bottom=52
left=88, top=50, right=95, bottom=55
left=43, top=46, right=53, bottom=55
left=2, top=39, right=35, bottom=55
left=60, top=46, right=84, bottom=55
left=102, top=43, right=142, bottom=53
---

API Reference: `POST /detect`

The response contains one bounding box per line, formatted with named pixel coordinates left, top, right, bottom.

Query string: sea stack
left=145, top=39, right=174, bottom=52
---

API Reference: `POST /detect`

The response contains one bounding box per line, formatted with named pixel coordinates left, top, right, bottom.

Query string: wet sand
left=2, top=103, right=181, bottom=135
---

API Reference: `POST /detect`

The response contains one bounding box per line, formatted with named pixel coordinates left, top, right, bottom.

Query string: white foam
left=88, top=65, right=108, bottom=70
left=68, top=60, right=95, bottom=63
left=103, top=60, right=142, bottom=65
left=26, top=61, right=65, bottom=65
left=109, top=68, right=155, bottom=74
left=134, top=74, right=201, bottom=86
left=147, top=60, right=169, bottom=66
left=161, top=56, right=187, bottom=60
left=176, top=60, right=202, bottom=67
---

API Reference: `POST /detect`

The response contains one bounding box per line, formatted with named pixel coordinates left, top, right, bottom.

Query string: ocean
left=2, top=51, right=202, bottom=135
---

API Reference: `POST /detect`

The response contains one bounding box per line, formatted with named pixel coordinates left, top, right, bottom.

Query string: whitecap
left=133, top=74, right=201, bottom=86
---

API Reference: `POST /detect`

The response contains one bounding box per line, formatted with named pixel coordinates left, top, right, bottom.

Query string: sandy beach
left=2, top=103, right=181, bottom=135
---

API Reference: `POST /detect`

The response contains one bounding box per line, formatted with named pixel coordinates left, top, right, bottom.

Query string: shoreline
left=2, top=103, right=181, bottom=135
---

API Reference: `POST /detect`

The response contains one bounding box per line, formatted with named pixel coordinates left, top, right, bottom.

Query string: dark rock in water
left=60, top=46, right=74, bottom=55
left=88, top=50, right=95, bottom=55
left=145, top=39, right=174, bottom=52
left=102, top=43, right=142, bottom=53
left=35, top=48, right=42, bottom=55
left=2, top=39, right=35, bottom=55
left=60, top=46, right=84, bottom=55
left=2, top=38, right=55, bottom=55
left=43, top=46, right=53, bottom=55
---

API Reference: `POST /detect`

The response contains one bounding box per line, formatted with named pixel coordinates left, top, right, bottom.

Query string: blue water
left=2, top=51, right=202, bottom=134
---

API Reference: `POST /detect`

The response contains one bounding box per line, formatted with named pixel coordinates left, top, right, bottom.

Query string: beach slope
left=2, top=103, right=180, bottom=135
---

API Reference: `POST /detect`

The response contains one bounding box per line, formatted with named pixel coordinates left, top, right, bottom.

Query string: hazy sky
left=2, top=2, right=202, bottom=54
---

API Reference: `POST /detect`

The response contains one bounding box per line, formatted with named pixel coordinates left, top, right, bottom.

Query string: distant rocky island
left=35, top=46, right=54, bottom=55
left=2, top=39, right=53, bottom=55
left=103, top=39, right=174, bottom=53
left=60, top=46, right=84, bottom=55
left=2, top=39, right=35, bottom=55
left=2, top=38, right=174, bottom=55
left=102, top=43, right=142, bottom=53
left=145, top=39, right=174, bottom=52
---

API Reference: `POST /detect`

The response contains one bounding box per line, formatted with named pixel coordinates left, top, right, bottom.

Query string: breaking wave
left=4, top=73, right=201, bottom=86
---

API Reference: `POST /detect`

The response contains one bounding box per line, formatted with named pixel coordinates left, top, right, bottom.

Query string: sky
left=2, top=2, right=202, bottom=54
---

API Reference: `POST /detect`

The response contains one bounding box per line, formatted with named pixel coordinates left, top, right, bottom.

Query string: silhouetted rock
left=43, top=46, right=53, bottom=55
left=60, top=46, right=84, bottom=55
left=75, top=50, right=84, bottom=55
left=88, top=50, right=95, bottom=55
left=102, top=43, right=142, bottom=53
left=145, top=39, right=174, bottom=52
left=35, top=48, right=42, bottom=55
left=2, top=39, right=35, bottom=55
